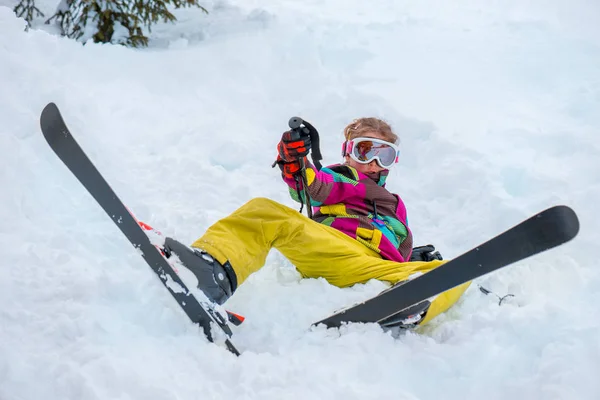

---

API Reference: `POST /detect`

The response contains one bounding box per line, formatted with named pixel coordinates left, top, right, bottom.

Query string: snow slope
left=1, top=1, right=599, bottom=399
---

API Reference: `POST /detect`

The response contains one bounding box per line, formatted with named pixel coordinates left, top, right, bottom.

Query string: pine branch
left=14, top=0, right=44, bottom=27
left=45, top=0, right=209, bottom=47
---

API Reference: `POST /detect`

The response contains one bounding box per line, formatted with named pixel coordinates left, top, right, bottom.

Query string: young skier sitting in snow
left=163, top=118, right=470, bottom=328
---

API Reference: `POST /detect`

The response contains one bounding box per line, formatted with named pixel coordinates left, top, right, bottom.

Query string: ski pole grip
left=288, top=117, right=323, bottom=170
left=288, top=117, right=306, bottom=140
left=288, top=117, right=303, bottom=131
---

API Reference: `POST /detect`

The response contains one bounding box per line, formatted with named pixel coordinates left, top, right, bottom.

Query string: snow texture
left=1, top=0, right=599, bottom=399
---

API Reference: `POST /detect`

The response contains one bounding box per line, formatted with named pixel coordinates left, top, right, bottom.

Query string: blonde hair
left=343, top=117, right=398, bottom=144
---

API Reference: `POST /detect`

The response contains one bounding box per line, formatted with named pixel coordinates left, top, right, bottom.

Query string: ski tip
left=42, top=102, right=58, bottom=111
left=40, top=102, right=71, bottom=150
left=40, top=102, right=61, bottom=133
left=40, top=102, right=59, bottom=123
left=541, top=205, right=580, bottom=242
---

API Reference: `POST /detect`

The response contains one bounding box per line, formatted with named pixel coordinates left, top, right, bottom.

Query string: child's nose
left=367, top=160, right=382, bottom=171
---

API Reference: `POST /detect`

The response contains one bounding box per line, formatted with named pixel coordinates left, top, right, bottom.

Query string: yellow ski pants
left=192, top=198, right=470, bottom=325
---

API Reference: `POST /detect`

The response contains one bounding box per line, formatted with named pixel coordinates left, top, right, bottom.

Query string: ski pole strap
left=478, top=284, right=515, bottom=306
left=293, top=174, right=305, bottom=214
left=298, top=157, right=313, bottom=219
left=300, top=119, right=323, bottom=171
left=288, top=117, right=317, bottom=218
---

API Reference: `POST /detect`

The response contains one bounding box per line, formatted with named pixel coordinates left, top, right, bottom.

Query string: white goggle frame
left=342, top=137, right=400, bottom=168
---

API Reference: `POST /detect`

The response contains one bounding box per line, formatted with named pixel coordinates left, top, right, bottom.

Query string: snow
left=1, top=0, right=599, bottom=399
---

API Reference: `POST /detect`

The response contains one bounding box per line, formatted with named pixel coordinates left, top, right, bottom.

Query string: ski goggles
left=342, top=137, right=400, bottom=168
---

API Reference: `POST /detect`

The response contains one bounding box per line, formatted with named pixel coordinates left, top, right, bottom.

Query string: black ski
left=314, top=205, right=579, bottom=328
left=40, top=103, right=240, bottom=356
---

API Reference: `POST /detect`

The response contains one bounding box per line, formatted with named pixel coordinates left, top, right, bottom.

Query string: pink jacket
left=283, top=163, right=413, bottom=262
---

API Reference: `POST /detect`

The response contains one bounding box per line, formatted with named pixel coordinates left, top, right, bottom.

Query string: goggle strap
left=341, top=140, right=354, bottom=157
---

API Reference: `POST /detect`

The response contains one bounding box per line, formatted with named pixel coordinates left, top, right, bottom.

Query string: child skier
left=163, top=117, right=470, bottom=328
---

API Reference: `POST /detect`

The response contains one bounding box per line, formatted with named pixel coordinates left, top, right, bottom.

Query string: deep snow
left=1, top=1, right=599, bottom=399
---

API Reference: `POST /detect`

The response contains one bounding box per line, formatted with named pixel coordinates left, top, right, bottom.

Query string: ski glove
left=277, top=130, right=312, bottom=162
left=410, top=245, right=443, bottom=262
left=275, top=155, right=307, bottom=179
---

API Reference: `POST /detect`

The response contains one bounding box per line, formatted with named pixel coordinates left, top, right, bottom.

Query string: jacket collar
left=341, top=163, right=389, bottom=187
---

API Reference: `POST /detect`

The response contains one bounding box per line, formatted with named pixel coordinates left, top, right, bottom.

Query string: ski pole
left=288, top=117, right=314, bottom=219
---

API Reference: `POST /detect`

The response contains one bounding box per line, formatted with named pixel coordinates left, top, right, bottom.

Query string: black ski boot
left=163, top=237, right=237, bottom=305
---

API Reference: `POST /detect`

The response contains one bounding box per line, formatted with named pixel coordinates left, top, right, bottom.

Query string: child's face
left=344, top=131, right=390, bottom=174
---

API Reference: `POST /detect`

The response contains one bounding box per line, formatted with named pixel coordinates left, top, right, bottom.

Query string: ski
left=314, top=205, right=579, bottom=328
left=40, top=103, right=240, bottom=356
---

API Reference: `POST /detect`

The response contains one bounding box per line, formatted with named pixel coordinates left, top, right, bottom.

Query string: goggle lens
left=352, top=139, right=398, bottom=167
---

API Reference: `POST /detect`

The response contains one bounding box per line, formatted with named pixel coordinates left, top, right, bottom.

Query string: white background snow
left=1, top=0, right=599, bottom=399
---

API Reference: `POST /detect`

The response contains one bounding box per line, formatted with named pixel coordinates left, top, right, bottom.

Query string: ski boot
left=137, top=220, right=244, bottom=325
left=163, top=237, right=237, bottom=306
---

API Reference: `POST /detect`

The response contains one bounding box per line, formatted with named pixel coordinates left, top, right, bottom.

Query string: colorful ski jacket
left=283, top=163, right=413, bottom=262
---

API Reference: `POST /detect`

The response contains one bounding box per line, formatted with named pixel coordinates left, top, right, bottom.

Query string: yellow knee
left=243, top=197, right=290, bottom=213
left=244, top=197, right=276, bottom=208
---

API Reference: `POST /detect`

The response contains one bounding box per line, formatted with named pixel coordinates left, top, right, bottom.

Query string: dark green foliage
left=14, top=0, right=208, bottom=47
left=14, top=0, right=44, bottom=29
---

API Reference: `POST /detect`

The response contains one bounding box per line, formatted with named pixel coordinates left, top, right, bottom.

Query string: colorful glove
left=277, top=130, right=312, bottom=162
left=276, top=155, right=307, bottom=179
left=409, top=245, right=443, bottom=262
